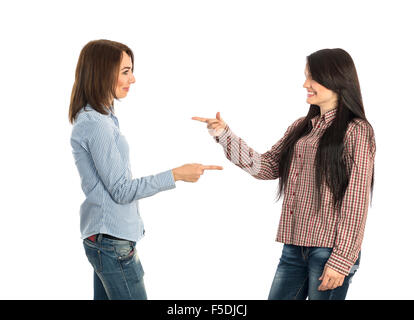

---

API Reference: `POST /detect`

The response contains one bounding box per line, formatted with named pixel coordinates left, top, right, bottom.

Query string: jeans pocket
left=113, top=242, right=136, bottom=262
left=83, top=240, right=102, bottom=273
left=310, top=247, right=333, bottom=262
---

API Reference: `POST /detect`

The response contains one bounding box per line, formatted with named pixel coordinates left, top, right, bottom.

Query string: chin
left=307, top=98, right=319, bottom=105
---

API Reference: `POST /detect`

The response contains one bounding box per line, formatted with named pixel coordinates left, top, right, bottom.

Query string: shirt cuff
left=213, top=124, right=232, bottom=144
left=325, top=251, right=357, bottom=276
left=155, top=170, right=176, bottom=191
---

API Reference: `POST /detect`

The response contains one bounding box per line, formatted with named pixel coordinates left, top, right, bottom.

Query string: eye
left=123, top=71, right=128, bottom=75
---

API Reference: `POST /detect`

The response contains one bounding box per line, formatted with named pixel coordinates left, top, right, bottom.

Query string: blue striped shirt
left=70, top=105, right=176, bottom=242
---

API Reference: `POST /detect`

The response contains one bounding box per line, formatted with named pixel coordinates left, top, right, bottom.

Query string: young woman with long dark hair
left=193, top=48, right=375, bottom=300
left=69, top=39, right=222, bottom=300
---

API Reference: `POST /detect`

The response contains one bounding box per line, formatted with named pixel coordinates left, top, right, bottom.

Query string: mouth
left=123, top=87, right=130, bottom=92
left=307, top=91, right=316, bottom=98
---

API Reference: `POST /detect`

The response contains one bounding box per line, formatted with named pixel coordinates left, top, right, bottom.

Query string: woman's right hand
left=192, top=112, right=227, bottom=136
left=172, top=163, right=223, bottom=182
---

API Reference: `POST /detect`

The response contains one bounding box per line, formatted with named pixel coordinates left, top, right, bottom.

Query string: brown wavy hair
left=68, top=39, right=134, bottom=124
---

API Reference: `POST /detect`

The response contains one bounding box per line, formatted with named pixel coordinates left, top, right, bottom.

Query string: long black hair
left=276, top=48, right=375, bottom=211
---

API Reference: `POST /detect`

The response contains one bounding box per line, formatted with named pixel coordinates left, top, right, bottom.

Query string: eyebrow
left=121, top=66, right=132, bottom=70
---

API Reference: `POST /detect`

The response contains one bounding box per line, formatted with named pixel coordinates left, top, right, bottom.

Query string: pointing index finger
left=192, top=117, right=209, bottom=123
left=202, top=165, right=223, bottom=170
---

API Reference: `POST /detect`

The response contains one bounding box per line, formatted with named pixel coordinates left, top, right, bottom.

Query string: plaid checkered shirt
left=214, top=107, right=375, bottom=276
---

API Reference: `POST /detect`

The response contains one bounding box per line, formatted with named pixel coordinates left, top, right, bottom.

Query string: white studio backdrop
left=0, top=0, right=412, bottom=299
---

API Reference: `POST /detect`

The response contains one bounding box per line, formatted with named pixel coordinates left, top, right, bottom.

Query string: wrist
left=172, top=168, right=181, bottom=181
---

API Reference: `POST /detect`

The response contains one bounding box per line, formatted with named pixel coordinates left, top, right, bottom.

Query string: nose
left=130, top=73, right=136, bottom=84
left=303, top=79, right=309, bottom=89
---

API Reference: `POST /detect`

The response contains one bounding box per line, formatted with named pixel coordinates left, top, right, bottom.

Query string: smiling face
left=114, top=51, right=135, bottom=100
left=303, top=65, right=338, bottom=112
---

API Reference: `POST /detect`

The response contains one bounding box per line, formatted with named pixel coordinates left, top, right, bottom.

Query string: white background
left=0, top=0, right=412, bottom=300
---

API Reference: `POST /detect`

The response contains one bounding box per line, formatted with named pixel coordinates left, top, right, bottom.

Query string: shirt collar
left=84, top=104, right=115, bottom=117
left=311, top=107, right=338, bottom=127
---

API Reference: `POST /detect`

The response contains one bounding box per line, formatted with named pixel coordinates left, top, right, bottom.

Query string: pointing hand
left=172, top=163, right=223, bottom=182
left=192, top=112, right=227, bottom=136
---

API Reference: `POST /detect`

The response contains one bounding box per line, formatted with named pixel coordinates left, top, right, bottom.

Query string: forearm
left=326, top=169, right=373, bottom=275
left=214, top=125, right=267, bottom=178
left=214, top=125, right=283, bottom=180
left=110, top=169, right=176, bottom=204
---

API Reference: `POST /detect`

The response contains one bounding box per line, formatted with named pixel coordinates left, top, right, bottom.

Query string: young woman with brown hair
left=69, top=39, right=222, bottom=300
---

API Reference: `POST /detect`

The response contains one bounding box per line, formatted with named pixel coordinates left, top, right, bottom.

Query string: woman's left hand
left=318, top=265, right=345, bottom=291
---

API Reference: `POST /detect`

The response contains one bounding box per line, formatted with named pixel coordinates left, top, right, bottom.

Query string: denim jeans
left=83, top=234, right=147, bottom=300
left=268, top=244, right=361, bottom=300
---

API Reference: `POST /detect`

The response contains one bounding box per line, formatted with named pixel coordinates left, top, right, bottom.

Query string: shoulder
left=72, top=109, right=115, bottom=141
left=74, top=107, right=111, bottom=124
left=280, top=116, right=306, bottom=137
left=289, top=116, right=306, bottom=130
left=346, top=118, right=375, bottom=139
left=294, top=116, right=306, bottom=125
left=345, top=118, right=376, bottom=155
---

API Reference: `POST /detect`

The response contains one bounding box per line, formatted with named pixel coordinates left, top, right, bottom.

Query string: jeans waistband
left=88, top=234, right=125, bottom=243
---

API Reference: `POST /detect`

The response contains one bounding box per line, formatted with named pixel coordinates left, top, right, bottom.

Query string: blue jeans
left=83, top=234, right=147, bottom=300
left=268, top=244, right=361, bottom=300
